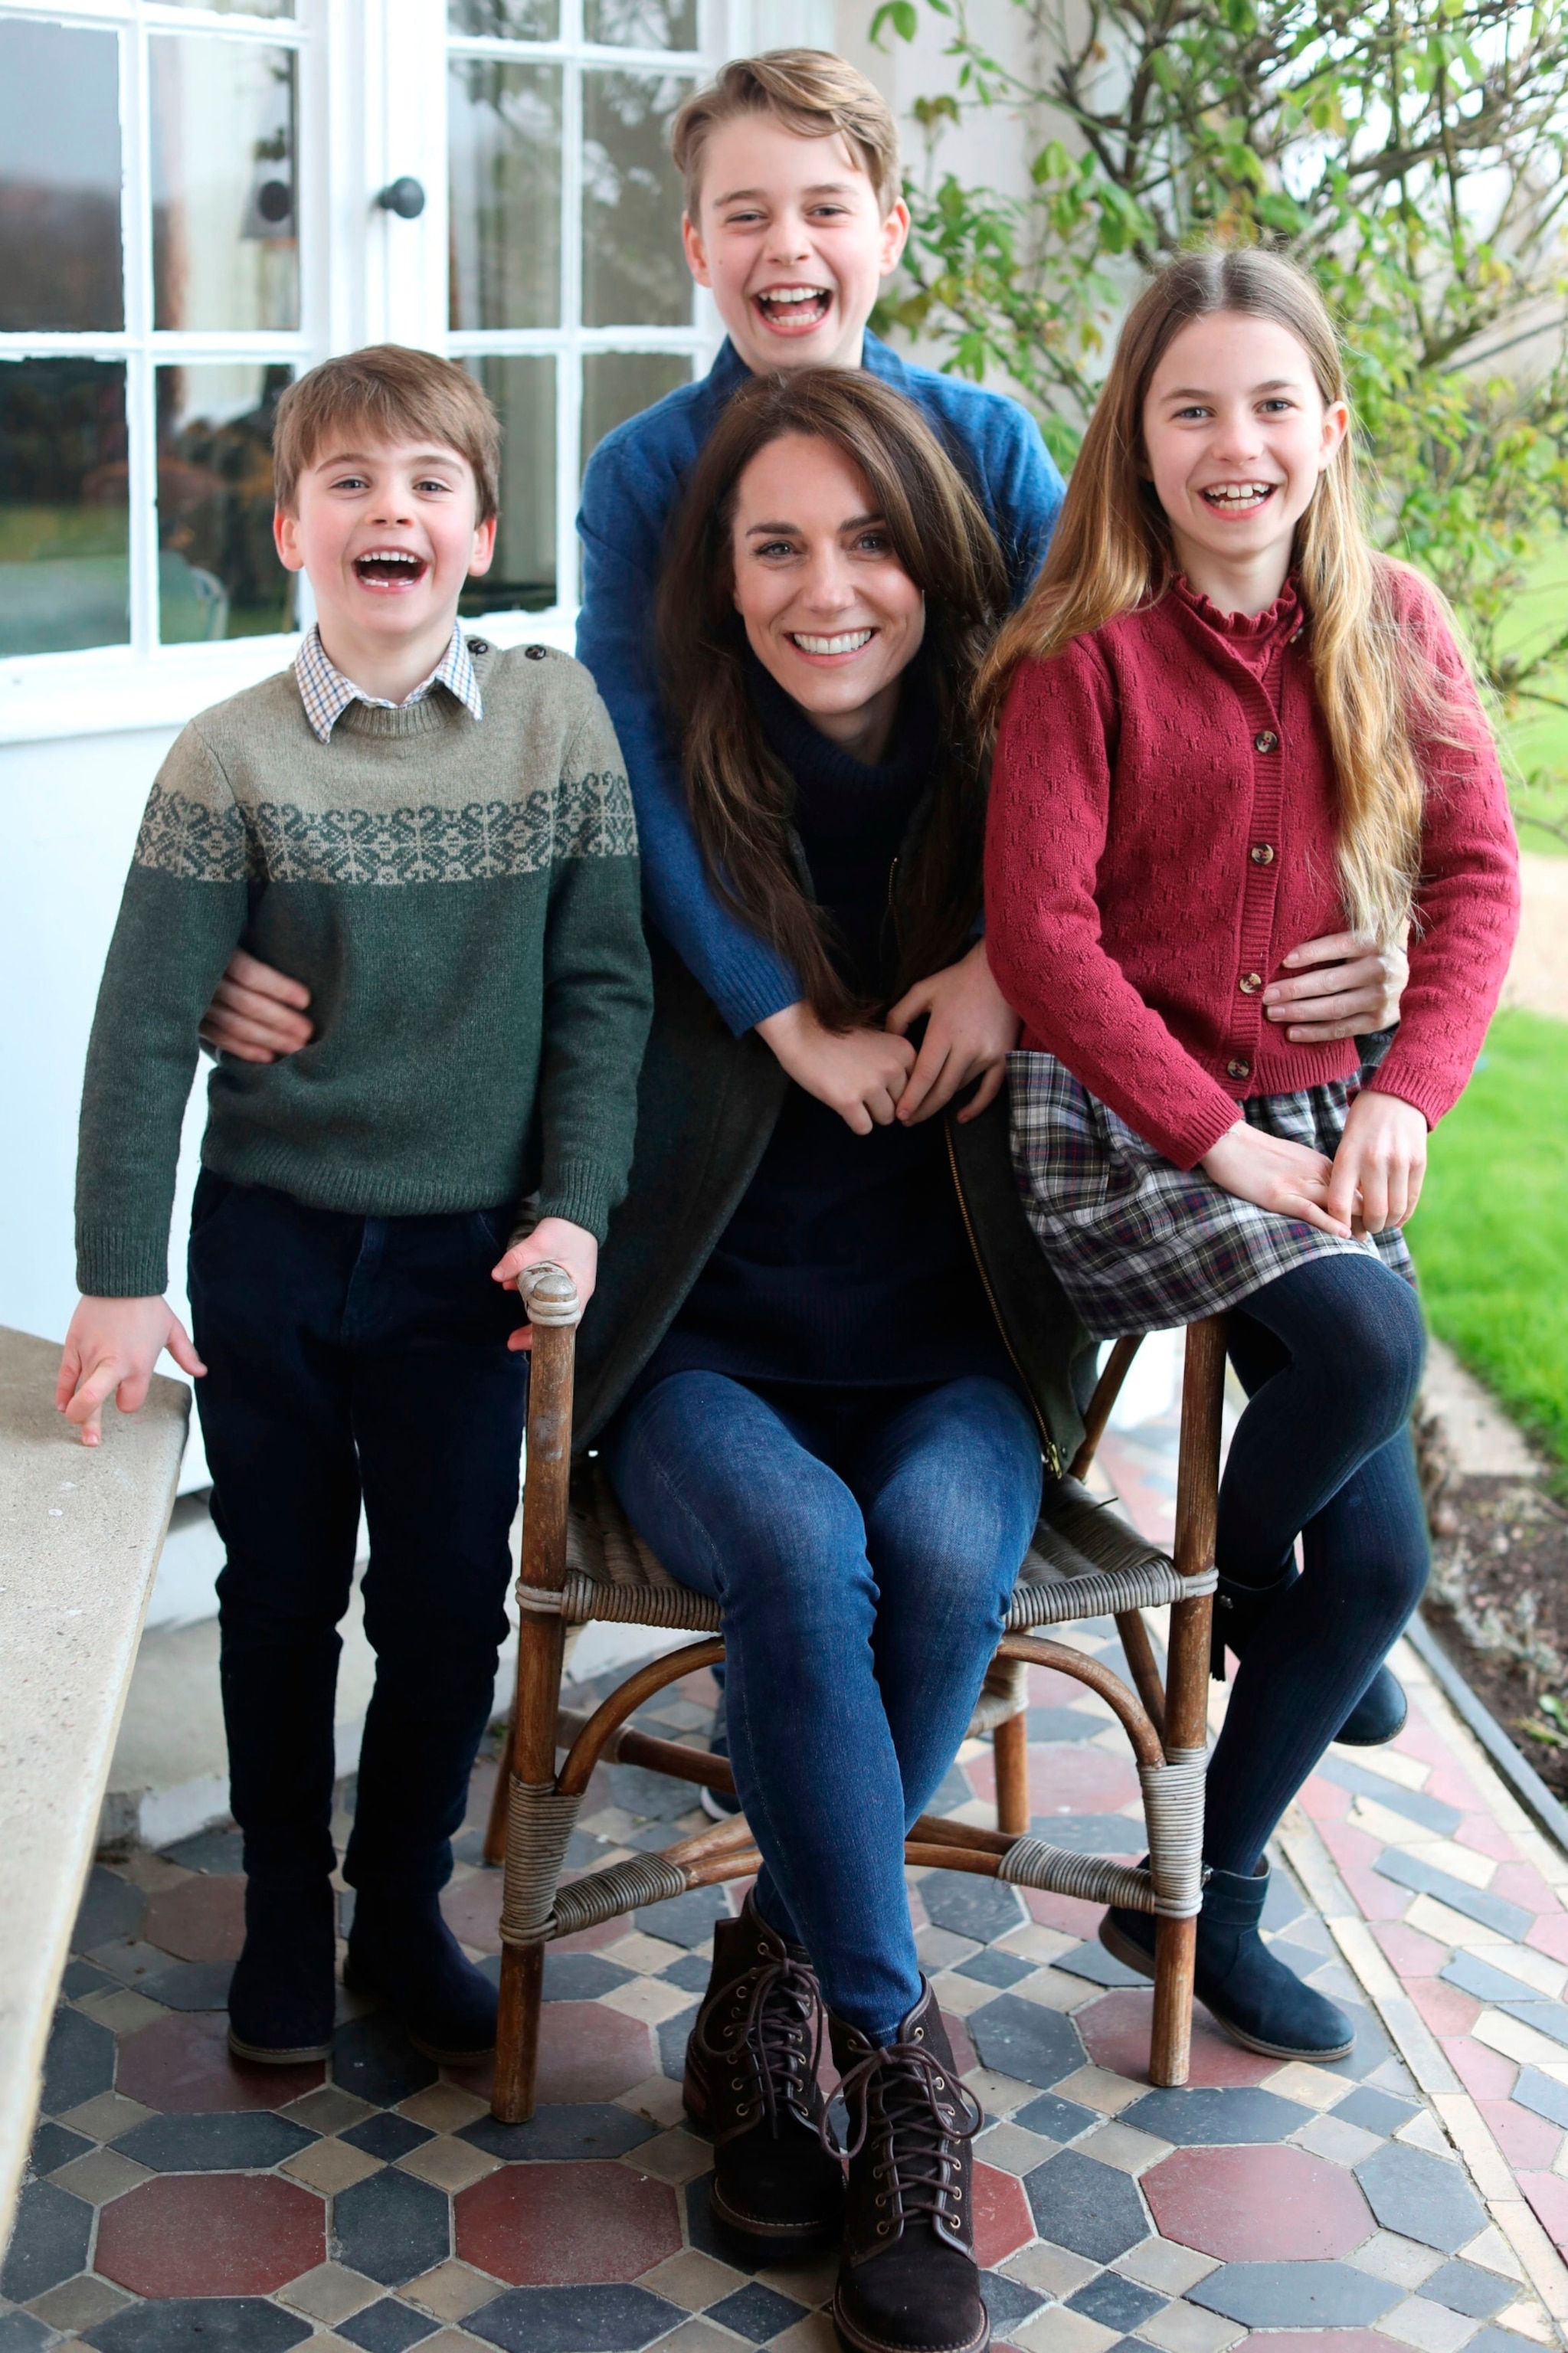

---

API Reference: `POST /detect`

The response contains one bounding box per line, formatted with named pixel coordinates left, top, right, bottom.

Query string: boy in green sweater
left=59, top=345, right=653, bottom=2066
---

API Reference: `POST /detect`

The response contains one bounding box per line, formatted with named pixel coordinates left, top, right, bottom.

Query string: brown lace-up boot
left=827, top=1983, right=988, bottom=2353
left=683, top=1892, right=846, bottom=2262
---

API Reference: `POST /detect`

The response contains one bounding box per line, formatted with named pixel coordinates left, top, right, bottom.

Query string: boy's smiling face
left=683, top=116, right=908, bottom=376
left=274, top=432, right=496, bottom=697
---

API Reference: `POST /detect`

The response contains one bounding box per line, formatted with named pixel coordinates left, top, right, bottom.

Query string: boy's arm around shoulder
left=575, top=426, right=801, bottom=1033
left=977, top=391, right=1066, bottom=600
left=532, top=668, right=654, bottom=1245
left=76, top=721, right=252, bottom=1298
left=1367, top=564, right=1521, bottom=1127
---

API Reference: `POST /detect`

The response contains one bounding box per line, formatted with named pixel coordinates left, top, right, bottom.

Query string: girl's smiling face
left=730, top=431, right=925, bottom=763
left=1141, top=310, right=1349, bottom=612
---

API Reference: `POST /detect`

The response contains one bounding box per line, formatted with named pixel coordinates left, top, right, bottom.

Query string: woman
left=201, top=372, right=1408, bottom=2353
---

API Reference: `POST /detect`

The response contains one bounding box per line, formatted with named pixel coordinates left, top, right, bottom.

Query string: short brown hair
left=671, top=51, right=901, bottom=218
left=273, top=345, right=501, bottom=521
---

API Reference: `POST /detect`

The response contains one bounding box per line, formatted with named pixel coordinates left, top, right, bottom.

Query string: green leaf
left=870, top=0, right=918, bottom=47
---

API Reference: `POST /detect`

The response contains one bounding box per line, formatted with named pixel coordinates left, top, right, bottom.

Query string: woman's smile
left=730, top=432, right=925, bottom=763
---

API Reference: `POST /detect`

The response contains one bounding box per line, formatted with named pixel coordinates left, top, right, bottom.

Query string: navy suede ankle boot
left=345, top=1887, right=497, bottom=2064
left=1213, top=1570, right=1407, bottom=1746
left=1100, top=1860, right=1354, bottom=2062
left=228, top=1877, right=337, bottom=2064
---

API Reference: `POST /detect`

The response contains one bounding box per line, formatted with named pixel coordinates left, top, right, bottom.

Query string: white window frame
left=0, top=0, right=827, bottom=741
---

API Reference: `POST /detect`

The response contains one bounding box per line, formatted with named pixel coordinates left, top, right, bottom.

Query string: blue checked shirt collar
left=293, top=622, right=483, bottom=744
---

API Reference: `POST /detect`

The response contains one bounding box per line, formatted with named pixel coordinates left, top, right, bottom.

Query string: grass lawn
left=1493, top=529, right=1568, bottom=856
left=1409, top=1009, right=1568, bottom=1473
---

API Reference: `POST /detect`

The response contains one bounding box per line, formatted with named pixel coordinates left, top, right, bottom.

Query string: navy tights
left=1202, top=1253, right=1429, bottom=1877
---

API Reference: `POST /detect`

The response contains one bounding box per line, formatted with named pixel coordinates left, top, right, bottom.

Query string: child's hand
left=56, top=1297, right=207, bottom=1446
left=1200, top=1123, right=1353, bottom=1239
left=1263, top=927, right=1409, bottom=1044
left=755, top=1002, right=918, bottom=1135
left=887, top=941, right=1021, bottom=1126
left=198, top=949, right=315, bottom=1064
left=493, top=1217, right=599, bottom=1353
left=1326, top=1089, right=1428, bottom=1234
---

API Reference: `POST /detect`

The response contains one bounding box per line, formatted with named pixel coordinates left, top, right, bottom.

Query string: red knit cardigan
left=984, top=565, right=1520, bottom=1170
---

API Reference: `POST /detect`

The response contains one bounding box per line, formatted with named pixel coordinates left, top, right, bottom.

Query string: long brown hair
left=658, top=368, right=1008, bottom=1027
left=979, top=247, right=1464, bottom=946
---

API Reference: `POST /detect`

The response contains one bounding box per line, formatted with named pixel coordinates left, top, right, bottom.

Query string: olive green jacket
left=574, top=931, right=1096, bottom=1474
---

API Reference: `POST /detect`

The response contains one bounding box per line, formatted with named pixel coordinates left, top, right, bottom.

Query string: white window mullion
left=121, top=14, right=159, bottom=658
left=558, top=21, right=586, bottom=613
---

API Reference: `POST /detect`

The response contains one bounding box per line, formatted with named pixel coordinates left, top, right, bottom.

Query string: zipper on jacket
left=943, top=1119, right=1062, bottom=1478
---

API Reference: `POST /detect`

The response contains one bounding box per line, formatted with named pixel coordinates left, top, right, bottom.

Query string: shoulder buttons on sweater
left=468, top=637, right=489, bottom=656
left=1226, top=1058, right=1252, bottom=1080
left=525, top=644, right=548, bottom=659
left=1253, top=729, right=1278, bottom=754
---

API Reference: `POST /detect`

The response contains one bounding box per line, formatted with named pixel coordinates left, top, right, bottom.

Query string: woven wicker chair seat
left=555, top=1467, right=1196, bottom=1640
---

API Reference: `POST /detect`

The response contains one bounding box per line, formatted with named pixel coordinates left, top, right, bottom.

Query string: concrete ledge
left=0, top=1327, right=188, bottom=2237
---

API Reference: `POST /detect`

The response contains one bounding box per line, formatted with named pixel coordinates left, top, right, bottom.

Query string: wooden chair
left=486, top=1266, right=1223, bottom=2121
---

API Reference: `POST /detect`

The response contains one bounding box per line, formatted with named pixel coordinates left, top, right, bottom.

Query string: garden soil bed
left=1419, top=1461, right=1568, bottom=1799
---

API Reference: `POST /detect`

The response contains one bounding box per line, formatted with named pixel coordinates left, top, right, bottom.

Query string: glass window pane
left=582, top=73, right=691, bottom=328
left=150, top=37, right=298, bottom=332
left=0, top=362, right=129, bottom=659
left=582, top=353, right=690, bottom=476
left=156, top=366, right=296, bottom=646
left=585, top=0, right=696, bottom=47
left=162, top=0, right=296, bottom=15
left=460, top=357, right=556, bottom=615
left=0, top=19, right=122, bottom=332
left=449, top=61, right=562, bottom=331
left=449, top=0, right=558, bottom=37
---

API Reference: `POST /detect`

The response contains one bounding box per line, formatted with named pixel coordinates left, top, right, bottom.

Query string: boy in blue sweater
left=578, top=49, right=1063, bottom=1129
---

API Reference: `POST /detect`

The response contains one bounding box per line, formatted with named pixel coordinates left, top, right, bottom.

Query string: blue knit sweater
left=576, top=332, right=1065, bottom=1034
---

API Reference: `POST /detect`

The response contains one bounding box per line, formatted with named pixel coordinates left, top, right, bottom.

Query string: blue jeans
left=605, top=1373, right=1043, bottom=2040
left=1205, top=1253, right=1429, bottom=1876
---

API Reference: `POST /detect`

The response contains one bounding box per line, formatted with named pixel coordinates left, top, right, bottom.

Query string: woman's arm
left=199, top=949, right=314, bottom=1061
left=1264, top=928, right=1408, bottom=1042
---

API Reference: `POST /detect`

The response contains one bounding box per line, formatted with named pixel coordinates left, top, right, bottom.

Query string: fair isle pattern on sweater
left=133, top=771, right=636, bottom=885
left=76, top=640, right=653, bottom=1296
left=293, top=620, right=483, bottom=741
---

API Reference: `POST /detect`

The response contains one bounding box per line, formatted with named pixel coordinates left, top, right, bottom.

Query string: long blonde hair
left=980, top=248, right=1451, bottom=945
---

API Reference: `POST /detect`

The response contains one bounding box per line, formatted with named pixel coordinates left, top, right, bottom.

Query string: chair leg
left=1149, top=1315, right=1225, bottom=2090
left=993, top=1710, right=1030, bottom=1838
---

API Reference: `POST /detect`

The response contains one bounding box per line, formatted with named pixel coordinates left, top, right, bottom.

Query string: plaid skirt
left=1007, top=1049, right=1416, bottom=1340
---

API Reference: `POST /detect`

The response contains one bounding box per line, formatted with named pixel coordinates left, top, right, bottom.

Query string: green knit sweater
left=76, top=643, right=653, bottom=1297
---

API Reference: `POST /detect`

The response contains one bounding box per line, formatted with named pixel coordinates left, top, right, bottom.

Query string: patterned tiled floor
left=8, top=1425, right=1568, bottom=2353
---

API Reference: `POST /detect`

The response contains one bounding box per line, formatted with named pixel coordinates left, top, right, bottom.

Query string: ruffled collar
left=1171, top=571, right=1302, bottom=643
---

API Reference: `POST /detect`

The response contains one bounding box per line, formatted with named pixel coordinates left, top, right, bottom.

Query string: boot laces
left=695, top=1952, right=823, bottom=2136
left=829, top=2037, right=983, bottom=2232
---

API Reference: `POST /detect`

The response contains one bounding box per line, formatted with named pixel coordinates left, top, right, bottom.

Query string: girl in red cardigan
left=984, top=248, right=1519, bottom=2063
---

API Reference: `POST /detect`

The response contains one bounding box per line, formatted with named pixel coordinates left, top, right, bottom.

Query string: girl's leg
left=604, top=1370, right=922, bottom=2041
left=1203, top=1254, right=1429, bottom=1874
left=846, top=1376, right=1043, bottom=1824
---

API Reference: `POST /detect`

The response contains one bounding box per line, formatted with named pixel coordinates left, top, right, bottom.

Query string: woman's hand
left=1200, top=1122, right=1353, bottom=1238
left=755, top=1002, right=917, bottom=1134
left=1326, top=1090, right=1428, bottom=1235
left=199, top=950, right=315, bottom=1063
left=1262, top=928, right=1409, bottom=1044
left=886, top=940, right=1021, bottom=1126
left=493, top=1217, right=600, bottom=1353
left=57, top=1296, right=207, bottom=1445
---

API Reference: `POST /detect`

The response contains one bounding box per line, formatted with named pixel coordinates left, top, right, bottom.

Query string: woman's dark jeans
left=188, top=1176, right=528, bottom=1903
left=1203, top=1252, right=1430, bottom=1877
left=605, top=1370, right=1043, bottom=2041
